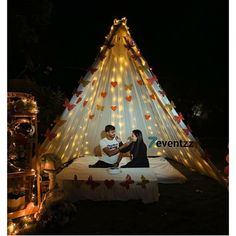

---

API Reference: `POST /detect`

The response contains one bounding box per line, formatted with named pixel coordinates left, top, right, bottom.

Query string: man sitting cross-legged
left=89, top=125, right=131, bottom=168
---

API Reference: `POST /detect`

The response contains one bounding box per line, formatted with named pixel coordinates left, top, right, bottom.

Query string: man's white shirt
left=99, top=137, right=119, bottom=164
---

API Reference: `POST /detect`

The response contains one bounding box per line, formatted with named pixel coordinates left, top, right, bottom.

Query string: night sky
left=8, top=0, right=229, bottom=144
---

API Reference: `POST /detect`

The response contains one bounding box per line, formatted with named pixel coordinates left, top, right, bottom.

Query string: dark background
left=8, top=0, right=229, bottom=149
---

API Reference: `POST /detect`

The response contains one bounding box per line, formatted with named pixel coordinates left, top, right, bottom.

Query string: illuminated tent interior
left=40, top=17, right=226, bottom=185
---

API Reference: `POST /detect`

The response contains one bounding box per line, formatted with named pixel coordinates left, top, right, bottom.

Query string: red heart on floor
left=145, top=114, right=151, bottom=120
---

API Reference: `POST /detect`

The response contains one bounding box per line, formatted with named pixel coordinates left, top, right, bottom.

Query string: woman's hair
left=130, top=129, right=145, bottom=157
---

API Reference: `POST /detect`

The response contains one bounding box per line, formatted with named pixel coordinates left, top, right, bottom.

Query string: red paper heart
left=145, top=114, right=151, bottom=120
left=137, top=80, right=143, bottom=85
left=111, top=81, right=118, bottom=87
left=101, top=91, right=107, bottom=98
left=126, top=96, right=132, bottom=102
left=111, top=106, right=117, bottom=111
left=150, top=94, right=156, bottom=100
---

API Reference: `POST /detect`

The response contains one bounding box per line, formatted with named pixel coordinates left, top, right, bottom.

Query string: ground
left=26, top=148, right=229, bottom=235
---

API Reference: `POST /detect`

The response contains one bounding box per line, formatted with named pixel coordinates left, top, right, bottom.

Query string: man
left=89, top=125, right=123, bottom=168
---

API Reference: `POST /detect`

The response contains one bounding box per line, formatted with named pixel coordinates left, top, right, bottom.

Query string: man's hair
left=105, top=125, right=115, bottom=132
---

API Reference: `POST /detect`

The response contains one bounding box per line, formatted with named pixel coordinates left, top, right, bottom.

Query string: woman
left=119, top=130, right=149, bottom=168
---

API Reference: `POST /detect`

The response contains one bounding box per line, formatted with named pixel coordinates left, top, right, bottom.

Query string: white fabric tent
left=40, top=18, right=226, bottom=185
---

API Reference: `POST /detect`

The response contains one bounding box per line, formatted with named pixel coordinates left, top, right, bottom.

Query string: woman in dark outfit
left=119, top=130, right=149, bottom=168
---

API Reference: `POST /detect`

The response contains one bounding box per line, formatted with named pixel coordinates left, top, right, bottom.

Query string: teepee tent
left=40, top=18, right=226, bottom=185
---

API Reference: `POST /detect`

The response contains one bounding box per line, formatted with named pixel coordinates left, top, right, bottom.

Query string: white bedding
left=56, top=156, right=186, bottom=203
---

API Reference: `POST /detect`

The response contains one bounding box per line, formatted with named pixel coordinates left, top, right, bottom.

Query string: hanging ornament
left=63, top=98, right=75, bottom=111
left=111, top=81, right=118, bottom=87
left=83, top=100, right=88, bottom=107
left=76, top=97, right=82, bottom=104
left=150, top=94, right=156, bottom=100
left=101, top=91, right=107, bottom=98
left=111, top=106, right=117, bottom=111
left=126, top=96, right=132, bottom=102
left=44, top=128, right=57, bottom=141
left=97, top=104, right=104, bottom=111
left=124, top=84, right=133, bottom=91
left=137, top=79, right=143, bottom=86
left=80, top=79, right=90, bottom=87
left=136, top=175, right=150, bottom=188
left=147, top=75, right=158, bottom=85
left=145, top=114, right=151, bottom=120
left=166, top=101, right=176, bottom=111
left=174, top=112, right=184, bottom=123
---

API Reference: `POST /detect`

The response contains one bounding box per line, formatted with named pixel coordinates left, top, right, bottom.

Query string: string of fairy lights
left=38, top=18, right=224, bottom=183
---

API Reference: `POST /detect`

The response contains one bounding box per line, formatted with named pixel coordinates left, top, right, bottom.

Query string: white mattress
left=56, top=156, right=186, bottom=203
left=73, top=155, right=186, bottom=183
